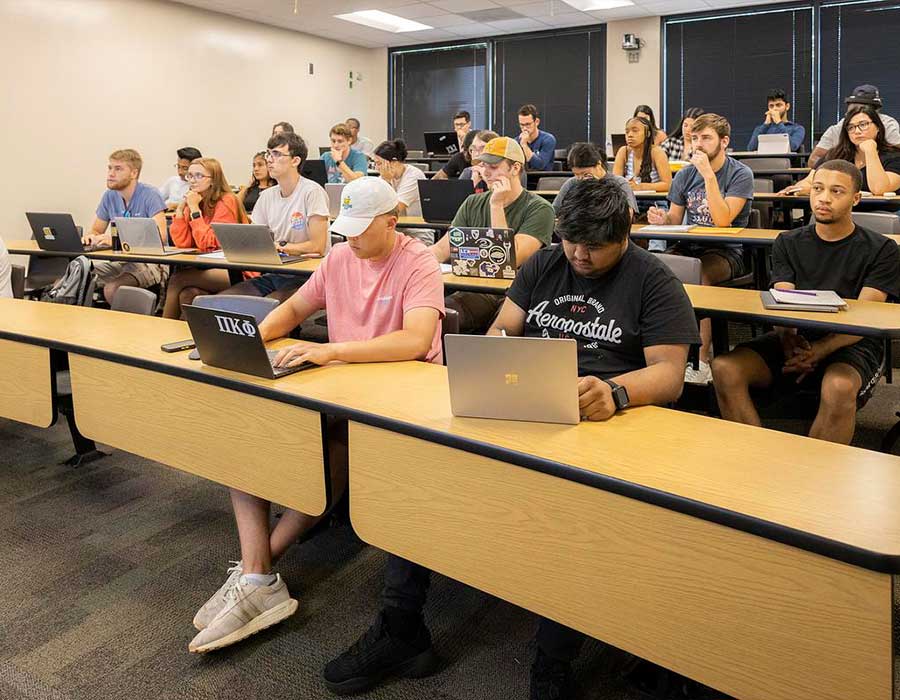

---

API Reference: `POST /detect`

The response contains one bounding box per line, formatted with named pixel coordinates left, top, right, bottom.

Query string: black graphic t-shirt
left=507, top=243, right=700, bottom=378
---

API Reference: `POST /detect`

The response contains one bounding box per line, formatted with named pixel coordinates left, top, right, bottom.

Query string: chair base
left=62, top=449, right=109, bottom=468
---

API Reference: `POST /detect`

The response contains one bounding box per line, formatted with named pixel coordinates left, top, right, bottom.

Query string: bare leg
left=229, top=489, right=274, bottom=574
left=711, top=347, right=773, bottom=427
left=219, top=278, right=264, bottom=296
left=163, top=268, right=231, bottom=318
left=266, top=285, right=303, bottom=305
left=102, top=272, right=141, bottom=306
left=697, top=254, right=734, bottom=363
left=809, top=363, right=861, bottom=444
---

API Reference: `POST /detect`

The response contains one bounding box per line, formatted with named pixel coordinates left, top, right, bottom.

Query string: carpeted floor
left=1, top=371, right=898, bottom=700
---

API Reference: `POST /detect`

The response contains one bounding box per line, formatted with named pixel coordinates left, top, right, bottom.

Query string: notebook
left=761, top=289, right=846, bottom=313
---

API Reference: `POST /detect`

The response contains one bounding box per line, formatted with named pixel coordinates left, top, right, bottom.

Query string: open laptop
left=183, top=305, right=315, bottom=379
left=302, top=159, right=328, bottom=187
left=116, top=217, right=196, bottom=255
left=211, top=223, right=307, bottom=265
left=424, top=131, right=460, bottom=156
left=26, top=212, right=110, bottom=252
left=447, top=226, right=516, bottom=279
left=418, top=179, right=474, bottom=224
left=757, top=133, right=791, bottom=153
left=445, top=335, right=580, bottom=424
left=326, top=183, right=346, bottom=218
left=611, top=133, right=627, bottom=155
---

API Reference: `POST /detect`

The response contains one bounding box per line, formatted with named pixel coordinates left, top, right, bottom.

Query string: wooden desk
left=632, top=190, right=900, bottom=211
left=0, top=337, right=54, bottom=427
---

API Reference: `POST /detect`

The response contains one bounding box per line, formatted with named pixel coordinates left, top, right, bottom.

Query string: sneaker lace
left=223, top=576, right=249, bottom=606
left=219, top=562, right=244, bottom=602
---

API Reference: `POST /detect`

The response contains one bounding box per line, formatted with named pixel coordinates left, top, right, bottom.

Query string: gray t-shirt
left=816, top=113, right=900, bottom=151
left=552, top=174, right=638, bottom=214
left=668, top=157, right=754, bottom=227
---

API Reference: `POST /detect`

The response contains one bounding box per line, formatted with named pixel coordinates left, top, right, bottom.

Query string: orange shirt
left=170, top=193, right=241, bottom=252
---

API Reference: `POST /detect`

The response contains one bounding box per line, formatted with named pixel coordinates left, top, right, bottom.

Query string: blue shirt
left=668, top=156, right=754, bottom=228
left=96, top=182, right=166, bottom=222
left=522, top=130, right=557, bottom=170
left=322, top=150, right=368, bottom=184
left=746, top=121, right=806, bottom=152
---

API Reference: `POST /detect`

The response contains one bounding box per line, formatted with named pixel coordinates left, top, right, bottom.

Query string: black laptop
left=611, top=133, right=627, bottom=155
left=26, top=212, right=110, bottom=252
left=183, top=305, right=316, bottom=379
left=424, top=131, right=460, bottom=156
left=302, top=159, right=328, bottom=187
left=418, top=179, right=474, bottom=224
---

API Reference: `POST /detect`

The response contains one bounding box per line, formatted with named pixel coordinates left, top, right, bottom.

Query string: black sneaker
left=530, top=649, right=574, bottom=700
left=323, top=610, right=438, bottom=695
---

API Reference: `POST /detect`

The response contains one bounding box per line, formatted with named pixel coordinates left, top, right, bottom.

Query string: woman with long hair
left=236, top=151, right=276, bottom=213
left=163, top=157, right=250, bottom=318
left=662, top=107, right=704, bottom=160
left=634, top=104, right=667, bottom=146
left=613, top=116, right=672, bottom=193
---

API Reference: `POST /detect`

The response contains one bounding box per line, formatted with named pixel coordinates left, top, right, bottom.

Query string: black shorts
left=738, top=332, right=884, bottom=408
left=666, top=244, right=747, bottom=280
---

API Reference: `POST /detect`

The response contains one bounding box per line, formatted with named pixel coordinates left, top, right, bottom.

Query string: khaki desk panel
left=441, top=273, right=511, bottom=292
left=0, top=339, right=53, bottom=427
left=630, top=225, right=785, bottom=242
left=69, top=355, right=327, bottom=515
left=349, top=423, right=893, bottom=700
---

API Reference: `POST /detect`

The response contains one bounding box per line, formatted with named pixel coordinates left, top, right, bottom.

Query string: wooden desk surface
left=1, top=298, right=899, bottom=571
left=631, top=190, right=900, bottom=208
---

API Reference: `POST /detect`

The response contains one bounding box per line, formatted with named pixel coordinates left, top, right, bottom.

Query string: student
left=323, top=178, right=698, bottom=698
left=746, top=89, right=806, bottom=152
left=459, top=129, right=500, bottom=193
left=372, top=140, right=426, bottom=217
left=236, top=151, right=276, bottom=213
left=782, top=105, right=900, bottom=196
left=517, top=104, right=557, bottom=171
left=83, top=148, right=168, bottom=305
left=612, top=116, right=672, bottom=193
left=713, top=160, right=899, bottom=444
left=322, top=123, right=367, bottom=184
left=661, top=107, right=704, bottom=160
left=163, top=158, right=249, bottom=318
left=0, top=237, right=12, bottom=298
left=158, top=147, right=202, bottom=209
left=346, top=117, right=375, bottom=158
left=220, top=131, right=329, bottom=302
left=188, top=177, right=444, bottom=654
left=431, top=129, right=478, bottom=181
left=271, top=121, right=294, bottom=136
left=428, top=136, right=555, bottom=332
left=452, top=109, right=472, bottom=150
left=810, top=85, right=900, bottom=167
left=634, top=104, right=667, bottom=146
left=553, top=142, right=638, bottom=214
left=647, top=113, right=754, bottom=384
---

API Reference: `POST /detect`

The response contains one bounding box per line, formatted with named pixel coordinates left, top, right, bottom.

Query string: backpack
left=40, top=256, right=96, bottom=306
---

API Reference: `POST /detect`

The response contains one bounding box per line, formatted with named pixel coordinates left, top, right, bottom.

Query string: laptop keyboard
left=267, top=349, right=313, bottom=376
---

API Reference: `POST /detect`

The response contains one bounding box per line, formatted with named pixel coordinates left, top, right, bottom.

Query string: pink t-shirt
left=297, top=234, right=446, bottom=363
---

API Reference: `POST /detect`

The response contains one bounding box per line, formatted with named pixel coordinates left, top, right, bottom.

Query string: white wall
left=0, top=0, right=387, bottom=242
left=605, top=17, right=662, bottom=136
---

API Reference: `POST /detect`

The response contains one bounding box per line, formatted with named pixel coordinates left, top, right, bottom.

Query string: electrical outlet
left=308, top=63, right=314, bottom=75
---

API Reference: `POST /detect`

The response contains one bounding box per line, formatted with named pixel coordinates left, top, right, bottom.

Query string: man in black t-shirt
left=713, top=160, right=900, bottom=444
left=488, top=177, right=700, bottom=698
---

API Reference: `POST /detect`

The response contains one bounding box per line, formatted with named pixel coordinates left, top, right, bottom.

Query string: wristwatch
left=602, top=379, right=630, bottom=411
left=335, top=159, right=343, bottom=166
left=190, top=210, right=202, bottom=221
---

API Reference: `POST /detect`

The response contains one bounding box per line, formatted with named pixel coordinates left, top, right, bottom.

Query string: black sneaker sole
left=324, top=647, right=439, bottom=696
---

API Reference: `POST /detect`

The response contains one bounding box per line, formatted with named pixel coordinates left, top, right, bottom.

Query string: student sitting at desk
left=452, top=109, right=472, bottom=151
left=517, top=104, right=557, bottom=171
left=220, top=131, right=329, bottom=302
left=187, top=177, right=444, bottom=654
left=713, top=160, right=900, bottom=445
left=661, top=107, right=703, bottom=160
left=553, top=141, right=637, bottom=214
left=634, top=104, right=667, bottom=146
left=158, top=146, right=202, bottom=209
left=372, top=139, right=426, bottom=217
left=428, top=136, right=555, bottom=332
left=322, top=178, right=699, bottom=699
left=746, top=89, right=805, bottom=152
left=162, top=158, right=249, bottom=318
left=83, top=148, right=168, bottom=305
left=323, top=122, right=367, bottom=184
left=459, top=130, right=525, bottom=193
left=647, top=113, right=755, bottom=384
left=431, top=129, right=477, bottom=181
left=612, top=116, right=672, bottom=194
left=346, top=117, right=374, bottom=158
left=236, top=151, right=276, bottom=213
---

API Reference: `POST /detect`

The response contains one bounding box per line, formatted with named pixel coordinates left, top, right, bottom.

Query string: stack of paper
left=762, top=288, right=847, bottom=312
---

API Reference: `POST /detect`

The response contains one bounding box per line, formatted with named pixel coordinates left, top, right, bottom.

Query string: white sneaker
left=192, top=561, right=243, bottom=631
left=684, top=361, right=712, bottom=385
left=188, top=574, right=298, bottom=653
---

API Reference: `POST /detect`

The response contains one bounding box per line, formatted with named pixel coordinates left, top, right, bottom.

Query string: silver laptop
left=211, top=223, right=305, bottom=264
left=115, top=217, right=196, bottom=255
left=445, top=335, right=580, bottom=424
left=757, top=133, right=791, bottom=154
left=326, top=183, right=346, bottom=218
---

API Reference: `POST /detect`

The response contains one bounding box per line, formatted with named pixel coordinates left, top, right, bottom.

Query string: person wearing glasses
left=809, top=85, right=900, bottom=167
left=781, top=104, right=900, bottom=197
left=431, top=129, right=478, bottom=181
left=236, top=151, right=276, bottom=214
left=323, top=123, right=367, bottom=184
left=220, top=131, right=329, bottom=302
left=517, top=104, right=557, bottom=171
left=552, top=142, right=637, bottom=215
left=453, top=110, right=472, bottom=150
left=459, top=129, right=499, bottom=192
left=158, top=147, right=202, bottom=209
left=162, top=158, right=249, bottom=318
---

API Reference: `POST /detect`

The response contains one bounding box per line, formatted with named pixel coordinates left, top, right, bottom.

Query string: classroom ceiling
left=171, top=0, right=799, bottom=48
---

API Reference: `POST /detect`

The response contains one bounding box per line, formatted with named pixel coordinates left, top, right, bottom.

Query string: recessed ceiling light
left=560, top=0, right=634, bottom=10
left=334, top=10, right=432, bottom=32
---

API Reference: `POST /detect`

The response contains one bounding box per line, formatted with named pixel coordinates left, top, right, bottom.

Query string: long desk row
left=0, top=297, right=896, bottom=700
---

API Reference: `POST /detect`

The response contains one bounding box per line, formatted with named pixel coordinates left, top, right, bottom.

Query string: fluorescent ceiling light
left=560, top=0, right=634, bottom=10
left=334, top=10, right=432, bottom=32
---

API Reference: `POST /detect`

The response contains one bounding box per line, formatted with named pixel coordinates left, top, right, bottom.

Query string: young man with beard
left=746, top=89, right=806, bottom=152
left=712, top=160, right=899, bottom=444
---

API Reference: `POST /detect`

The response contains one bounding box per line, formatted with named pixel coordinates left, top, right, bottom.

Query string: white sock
left=242, top=572, right=277, bottom=586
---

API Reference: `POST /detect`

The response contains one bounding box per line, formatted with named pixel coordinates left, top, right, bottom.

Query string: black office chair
left=10, top=264, right=25, bottom=299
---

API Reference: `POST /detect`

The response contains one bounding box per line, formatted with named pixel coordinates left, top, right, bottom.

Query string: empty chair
left=188, top=294, right=280, bottom=359
left=851, top=212, right=900, bottom=234
left=654, top=253, right=701, bottom=284
left=406, top=150, right=425, bottom=159
left=110, top=286, right=157, bottom=315
left=536, top=176, right=569, bottom=191
left=10, top=264, right=25, bottom=299
left=745, top=157, right=791, bottom=173
left=752, top=178, right=775, bottom=229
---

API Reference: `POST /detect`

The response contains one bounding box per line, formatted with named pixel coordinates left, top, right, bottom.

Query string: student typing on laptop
left=187, top=177, right=444, bottom=655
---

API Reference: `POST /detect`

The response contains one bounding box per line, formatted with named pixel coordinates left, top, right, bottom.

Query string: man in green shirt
left=429, top=136, right=555, bottom=331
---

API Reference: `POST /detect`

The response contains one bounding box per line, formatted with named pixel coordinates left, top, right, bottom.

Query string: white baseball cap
left=330, top=177, right=400, bottom=238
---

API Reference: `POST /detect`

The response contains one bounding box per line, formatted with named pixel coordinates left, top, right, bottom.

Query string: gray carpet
left=1, top=373, right=898, bottom=700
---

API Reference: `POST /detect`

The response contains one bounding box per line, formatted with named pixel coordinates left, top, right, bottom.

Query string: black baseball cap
left=846, top=84, right=883, bottom=107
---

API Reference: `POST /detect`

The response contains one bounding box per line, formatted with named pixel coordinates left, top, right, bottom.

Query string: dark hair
left=346, top=117, right=360, bottom=129
left=518, top=104, right=539, bottom=120
left=271, top=121, right=294, bottom=135
left=374, top=139, right=408, bottom=162
left=633, top=105, right=659, bottom=135
left=250, top=150, right=275, bottom=189
left=667, top=107, right=704, bottom=141
left=461, top=130, right=479, bottom=164
left=177, top=147, right=202, bottom=161
left=267, top=131, right=307, bottom=172
left=567, top=142, right=607, bottom=169
left=825, top=104, right=899, bottom=163
left=626, top=116, right=655, bottom=183
left=454, top=110, right=471, bottom=123
left=766, top=89, right=788, bottom=103
left=556, top=178, right=632, bottom=246
left=815, top=159, right=863, bottom=193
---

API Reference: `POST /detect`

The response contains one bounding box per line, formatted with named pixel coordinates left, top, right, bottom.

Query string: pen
left=774, top=288, right=818, bottom=297
left=501, top=329, right=507, bottom=337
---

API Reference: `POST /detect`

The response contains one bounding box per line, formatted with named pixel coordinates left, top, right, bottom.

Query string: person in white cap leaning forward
left=187, top=176, right=445, bottom=654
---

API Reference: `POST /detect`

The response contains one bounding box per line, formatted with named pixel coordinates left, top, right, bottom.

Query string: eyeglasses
left=846, top=121, right=874, bottom=133
left=185, top=173, right=210, bottom=182
left=265, top=149, right=292, bottom=160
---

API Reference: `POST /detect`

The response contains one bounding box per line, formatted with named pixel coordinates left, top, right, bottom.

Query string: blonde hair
left=191, top=157, right=249, bottom=223
left=691, top=113, right=731, bottom=139
left=108, top=148, right=143, bottom=174
left=330, top=123, right=352, bottom=139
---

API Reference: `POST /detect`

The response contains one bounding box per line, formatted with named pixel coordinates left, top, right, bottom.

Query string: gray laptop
left=445, top=334, right=580, bottom=424
left=115, top=217, right=196, bottom=255
left=183, top=305, right=315, bottom=379
left=211, top=223, right=305, bottom=264
left=326, top=183, right=346, bottom=219
left=757, top=133, right=791, bottom=153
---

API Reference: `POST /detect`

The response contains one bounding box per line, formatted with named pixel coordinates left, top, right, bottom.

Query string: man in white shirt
left=158, top=147, right=202, bottom=209
left=346, top=117, right=375, bottom=158
left=0, top=238, right=13, bottom=298
left=809, top=85, right=900, bottom=166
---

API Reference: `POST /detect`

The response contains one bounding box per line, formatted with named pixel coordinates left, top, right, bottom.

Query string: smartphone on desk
left=161, top=339, right=196, bottom=353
